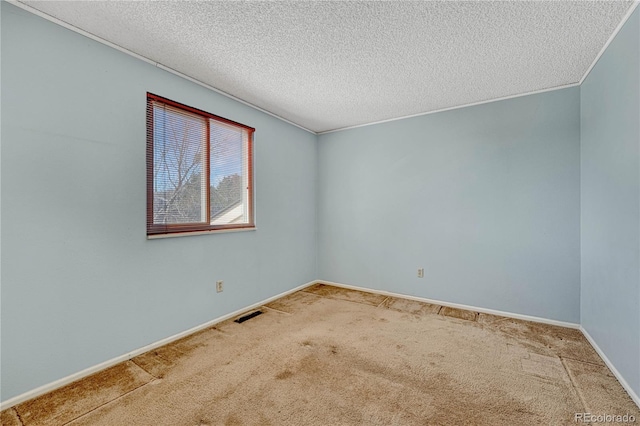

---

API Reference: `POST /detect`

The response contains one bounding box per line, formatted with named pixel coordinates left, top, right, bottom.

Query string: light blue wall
left=4, top=0, right=640, bottom=407
left=581, top=7, right=640, bottom=397
left=1, top=3, right=317, bottom=401
left=318, top=88, right=581, bottom=323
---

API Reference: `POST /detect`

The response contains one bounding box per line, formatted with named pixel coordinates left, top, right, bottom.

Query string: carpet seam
left=560, top=356, right=591, bottom=417
left=129, top=357, right=161, bottom=381
left=128, top=359, right=161, bottom=381
left=58, top=361, right=158, bottom=425
left=261, top=305, right=292, bottom=315
left=60, top=380, right=154, bottom=426
left=13, top=286, right=636, bottom=424
left=559, top=356, right=606, bottom=368
left=12, top=407, right=25, bottom=426
left=303, top=286, right=385, bottom=308
left=376, top=297, right=390, bottom=308
left=314, top=294, right=386, bottom=308
left=484, top=316, right=510, bottom=325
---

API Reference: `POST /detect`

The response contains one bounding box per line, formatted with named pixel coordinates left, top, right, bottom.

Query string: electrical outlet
left=216, top=280, right=224, bottom=292
left=417, top=268, right=424, bottom=278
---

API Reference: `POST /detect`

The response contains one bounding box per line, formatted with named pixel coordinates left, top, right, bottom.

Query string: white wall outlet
left=216, top=280, right=224, bottom=292
left=417, top=268, right=424, bottom=278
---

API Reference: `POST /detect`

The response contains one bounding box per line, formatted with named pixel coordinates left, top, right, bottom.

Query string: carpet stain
left=282, top=337, right=553, bottom=425
left=489, top=318, right=603, bottom=364
left=264, top=291, right=322, bottom=314
left=131, top=328, right=223, bottom=379
left=477, top=312, right=507, bottom=324
left=13, top=361, right=153, bottom=426
left=303, top=284, right=387, bottom=306
left=131, top=350, right=175, bottom=379
left=276, top=370, right=294, bottom=380
left=381, top=297, right=442, bottom=316
left=439, top=306, right=479, bottom=322
left=224, top=414, right=242, bottom=426
left=0, top=408, right=23, bottom=426
left=4, top=285, right=635, bottom=426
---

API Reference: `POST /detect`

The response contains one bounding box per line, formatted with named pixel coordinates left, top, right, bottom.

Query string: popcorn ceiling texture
left=23, top=1, right=634, bottom=133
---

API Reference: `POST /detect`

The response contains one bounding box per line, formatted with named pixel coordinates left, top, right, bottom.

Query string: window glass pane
left=210, top=120, right=248, bottom=225
left=153, top=103, right=207, bottom=224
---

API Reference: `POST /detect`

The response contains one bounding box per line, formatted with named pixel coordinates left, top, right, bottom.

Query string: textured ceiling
left=20, top=1, right=636, bottom=133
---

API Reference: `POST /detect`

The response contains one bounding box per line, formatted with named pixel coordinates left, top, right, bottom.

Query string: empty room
left=1, top=0, right=640, bottom=424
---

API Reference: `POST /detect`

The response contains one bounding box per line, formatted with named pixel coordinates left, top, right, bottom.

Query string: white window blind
left=147, top=94, right=254, bottom=236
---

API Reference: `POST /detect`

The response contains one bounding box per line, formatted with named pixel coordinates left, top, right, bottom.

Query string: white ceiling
left=19, top=1, right=636, bottom=133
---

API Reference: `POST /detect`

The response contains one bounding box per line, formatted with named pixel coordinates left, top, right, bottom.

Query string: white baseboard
left=580, top=327, right=640, bottom=409
left=317, top=280, right=581, bottom=329
left=0, top=280, right=316, bottom=411
left=9, top=279, right=636, bottom=412
left=318, top=280, right=640, bottom=409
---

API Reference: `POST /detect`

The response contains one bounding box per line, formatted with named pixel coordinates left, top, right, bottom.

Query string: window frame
left=146, top=93, right=255, bottom=237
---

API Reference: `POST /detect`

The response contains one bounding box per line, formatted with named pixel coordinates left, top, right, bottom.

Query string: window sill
left=147, top=227, right=256, bottom=240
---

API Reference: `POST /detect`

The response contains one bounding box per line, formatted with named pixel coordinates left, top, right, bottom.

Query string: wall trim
left=8, top=0, right=610, bottom=137
left=319, top=280, right=640, bottom=409
left=0, top=280, right=317, bottom=411
left=5, top=279, right=639, bottom=411
left=6, top=0, right=317, bottom=136
left=10, top=0, right=639, bottom=136
left=318, top=280, right=581, bottom=329
left=579, top=1, right=639, bottom=85
left=580, top=327, right=640, bottom=409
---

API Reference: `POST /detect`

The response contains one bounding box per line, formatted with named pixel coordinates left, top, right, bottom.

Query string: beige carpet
left=2, top=284, right=639, bottom=425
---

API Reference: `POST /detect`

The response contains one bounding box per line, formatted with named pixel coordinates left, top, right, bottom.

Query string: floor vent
left=234, top=310, right=263, bottom=324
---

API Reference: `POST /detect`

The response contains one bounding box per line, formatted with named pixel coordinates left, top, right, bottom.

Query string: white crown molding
left=318, top=83, right=581, bottom=135
left=9, top=0, right=637, bottom=136
left=579, top=1, right=640, bottom=85
left=7, top=0, right=317, bottom=135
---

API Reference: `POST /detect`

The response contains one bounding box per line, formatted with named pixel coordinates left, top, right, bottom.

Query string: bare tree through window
left=147, top=94, right=254, bottom=235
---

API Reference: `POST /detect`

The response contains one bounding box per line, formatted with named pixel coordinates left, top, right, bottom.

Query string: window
left=146, top=93, right=255, bottom=236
